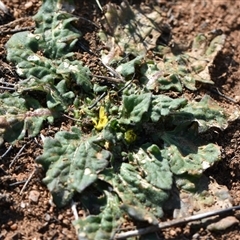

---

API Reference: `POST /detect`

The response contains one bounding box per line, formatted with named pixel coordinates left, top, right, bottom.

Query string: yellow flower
left=124, top=129, right=137, bottom=143
left=92, top=106, right=108, bottom=131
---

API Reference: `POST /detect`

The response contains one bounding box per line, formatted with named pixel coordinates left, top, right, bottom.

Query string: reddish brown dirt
left=0, top=0, right=239, bottom=239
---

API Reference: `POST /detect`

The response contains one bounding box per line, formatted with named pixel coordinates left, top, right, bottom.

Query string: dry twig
left=20, top=167, right=36, bottom=195
left=0, top=144, right=13, bottom=159
left=88, top=91, right=107, bottom=109
left=92, top=74, right=125, bottom=84
left=9, top=180, right=26, bottom=187
left=211, top=87, right=238, bottom=103
left=114, top=205, right=240, bottom=239
left=9, top=143, right=27, bottom=168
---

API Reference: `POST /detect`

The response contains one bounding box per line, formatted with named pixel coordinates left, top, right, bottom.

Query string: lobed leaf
left=120, top=93, right=152, bottom=125
left=0, top=92, right=54, bottom=145
left=74, top=191, right=123, bottom=240
left=33, top=0, right=80, bottom=59
left=37, top=127, right=111, bottom=207
left=116, top=56, right=143, bottom=77
left=140, top=60, right=183, bottom=92
left=4, top=0, right=92, bottom=143
left=160, top=120, right=221, bottom=178
left=6, top=31, right=91, bottom=94
left=132, top=144, right=173, bottom=190
left=162, top=143, right=221, bottom=176
left=177, top=95, right=229, bottom=131
left=154, top=33, right=226, bottom=91
left=6, top=31, right=55, bottom=83
left=151, top=94, right=187, bottom=122
left=113, top=163, right=170, bottom=223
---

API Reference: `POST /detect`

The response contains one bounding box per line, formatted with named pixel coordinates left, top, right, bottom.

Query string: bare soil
left=0, top=0, right=239, bottom=239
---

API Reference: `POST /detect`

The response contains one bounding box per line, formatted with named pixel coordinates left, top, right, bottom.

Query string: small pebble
left=58, top=214, right=63, bottom=221
left=29, top=190, right=40, bottom=203
left=49, top=223, right=55, bottom=229
left=44, top=213, right=51, bottom=222
left=10, top=223, right=18, bottom=231
left=25, top=2, right=33, bottom=9
left=7, top=221, right=13, bottom=226
left=62, top=227, right=69, bottom=235
left=169, top=229, right=176, bottom=236
left=207, top=216, right=239, bottom=231
left=175, top=227, right=182, bottom=234
left=20, top=201, right=26, bottom=208
left=62, top=219, right=70, bottom=225
left=234, top=95, right=240, bottom=103
left=192, top=233, right=200, bottom=239
left=66, top=210, right=72, bottom=217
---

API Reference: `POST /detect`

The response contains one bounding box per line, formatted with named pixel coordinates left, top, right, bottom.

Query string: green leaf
left=120, top=93, right=152, bottom=124
left=178, top=95, right=229, bottom=131
left=37, top=127, right=111, bottom=207
left=151, top=95, right=187, bottom=122
left=161, top=122, right=221, bottom=177
left=6, top=32, right=91, bottom=94
left=56, top=59, right=92, bottom=92
left=5, top=0, right=92, bottom=101
left=33, top=0, right=80, bottom=59
left=4, top=0, right=93, bottom=144
left=6, top=31, right=56, bottom=83
left=74, top=191, right=123, bottom=240
left=116, top=56, right=143, bottom=77
left=0, top=92, right=53, bottom=145
left=16, top=78, right=73, bottom=111
left=46, top=80, right=75, bottom=110
left=163, top=143, right=220, bottom=176
left=133, top=144, right=172, bottom=190
left=140, top=61, right=183, bottom=92
left=154, top=33, right=225, bottom=91
left=113, top=163, right=169, bottom=223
